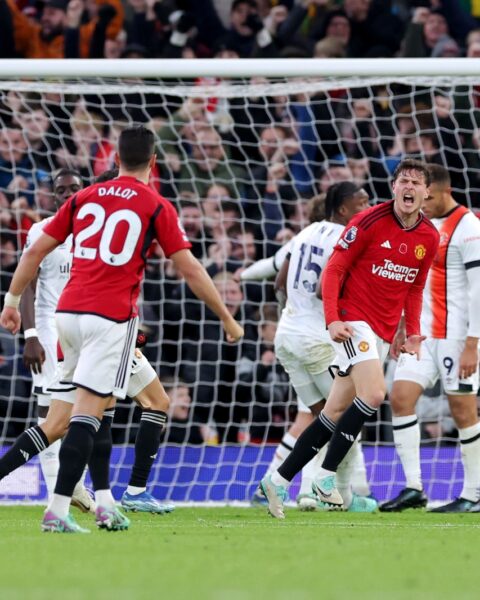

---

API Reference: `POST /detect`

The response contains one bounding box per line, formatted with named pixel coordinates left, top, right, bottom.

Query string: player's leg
left=380, top=341, right=437, bottom=510
left=311, top=322, right=390, bottom=508
left=0, top=397, right=70, bottom=481
left=44, top=388, right=111, bottom=533
left=31, top=341, right=61, bottom=501
left=431, top=340, right=480, bottom=512
left=120, top=352, right=172, bottom=514
left=311, top=358, right=385, bottom=507
left=349, top=436, right=372, bottom=497
left=251, top=408, right=314, bottom=506
left=42, top=313, right=136, bottom=533
left=335, top=441, right=377, bottom=513
left=261, top=374, right=354, bottom=518
left=380, top=380, right=427, bottom=511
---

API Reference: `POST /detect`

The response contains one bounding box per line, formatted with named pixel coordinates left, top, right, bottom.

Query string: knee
left=41, top=420, right=68, bottom=443
left=361, top=388, right=386, bottom=410
left=449, top=396, right=477, bottom=428
left=149, top=394, right=170, bottom=413
left=389, top=385, right=414, bottom=416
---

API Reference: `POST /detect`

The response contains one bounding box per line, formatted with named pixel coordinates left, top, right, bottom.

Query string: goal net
left=0, top=59, right=478, bottom=504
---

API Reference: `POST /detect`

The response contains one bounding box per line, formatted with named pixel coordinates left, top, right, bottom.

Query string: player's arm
left=403, top=234, right=439, bottom=359
left=20, top=275, right=45, bottom=374
left=240, top=240, right=292, bottom=281
left=274, top=254, right=290, bottom=309
left=460, top=262, right=480, bottom=378
left=321, top=224, right=366, bottom=342
left=390, top=314, right=406, bottom=360
left=170, top=249, right=244, bottom=342
left=0, top=233, right=61, bottom=334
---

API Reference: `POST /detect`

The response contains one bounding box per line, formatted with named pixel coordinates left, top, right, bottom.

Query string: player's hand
left=400, top=335, right=426, bottom=360
left=459, top=342, right=479, bottom=379
left=0, top=307, right=21, bottom=335
left=390, top=327, right=406, bottom=360
left=222, top=317, right=244, bottom=343
left=23, top=337, right=46, bottom=374
left=328, top=321, right=354, bottom=343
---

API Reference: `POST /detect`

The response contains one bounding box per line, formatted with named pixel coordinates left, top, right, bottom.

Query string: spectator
left=178, top=199, right=206, bottom=259
left=2, top=0, right=124, bottom=59
left=174, top=127, right=247, bottom=199
left=162, top=378, right=206, bottom=445
left=179, top=271, right=257, bottom=443
left=213, top=0, right=280, bottom=59
left=0, top=125, right=38, bottom=207
left=401, top=6, right=449, bottom=57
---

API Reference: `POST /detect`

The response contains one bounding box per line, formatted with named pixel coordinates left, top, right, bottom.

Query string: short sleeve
left=43, top=196, right=76, bottom=243
left=154, top=200, right=192, bottom=257
left=460, top=214, right=480, bottom=269
left=23, top=221, right=43, bottom=252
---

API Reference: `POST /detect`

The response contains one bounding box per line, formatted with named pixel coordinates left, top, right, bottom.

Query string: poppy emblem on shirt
left=358, top=341, right=370, bottom=352
left=414, top=244, right=426, bottom=260
left=344, top=226, right=357, bottom=244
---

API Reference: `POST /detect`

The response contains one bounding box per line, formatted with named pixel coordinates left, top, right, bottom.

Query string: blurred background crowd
left=1, top=0, right=480, bottom=449
left=2, top=0, right=480, bottom=60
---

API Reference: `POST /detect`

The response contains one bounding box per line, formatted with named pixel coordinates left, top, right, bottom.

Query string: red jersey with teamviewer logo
left=322, top=200, right=440, bottom=342
left=43, top=176, right=191, bottom=322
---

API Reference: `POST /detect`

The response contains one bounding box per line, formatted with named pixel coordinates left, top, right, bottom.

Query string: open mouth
left=403, top=194, right=415, bottom=206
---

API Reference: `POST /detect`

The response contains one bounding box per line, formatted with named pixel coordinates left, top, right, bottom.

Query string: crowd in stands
left=1, top=0, right=480, bottom=446
left=1, top=0, right=480, bottom=60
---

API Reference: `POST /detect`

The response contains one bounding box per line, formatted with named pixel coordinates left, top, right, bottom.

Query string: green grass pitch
left=1, top=505, right=479, bottom=600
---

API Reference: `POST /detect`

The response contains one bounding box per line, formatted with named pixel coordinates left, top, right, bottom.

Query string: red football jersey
left=43, top=176, right=191, bottom=322
left=322, top=200, right=440, bottom=342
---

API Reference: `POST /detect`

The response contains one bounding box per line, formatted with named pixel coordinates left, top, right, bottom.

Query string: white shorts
left=127, top=349, right=157, bottom=398
left=48, top=345, right=155, bottom=404
left=31, top=320, right=58, bottom=403
left=394, top=338, right=479, bottom=395
left=297, top=398, right=311, bottom=414
left=31, top=341, right=57, bottom=406
left=274, top=331, right=336, bottom=407
left=54, top=313, right=138, bottom=399
left=330, top=321, right=390, bottom=375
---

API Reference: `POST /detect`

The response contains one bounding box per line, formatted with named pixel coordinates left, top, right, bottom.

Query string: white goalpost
left=0, top=58, right=478, bottom=504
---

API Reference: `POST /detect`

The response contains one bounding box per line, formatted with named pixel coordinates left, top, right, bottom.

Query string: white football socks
left=37, top=416, right=60, bottom=501
left=392, top=415, right=422, bottom=491
left=459, top=422, right=480, bottom=502
left=299, top=446, right=327, bottom=495
left=349, top=437, right=371, bottom=497
left=266, top=432, right=296, bottom=476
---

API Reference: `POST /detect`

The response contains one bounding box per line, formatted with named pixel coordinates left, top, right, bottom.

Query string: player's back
left=279, top=220, right=343, bottom=337
left=44, top=176, right=190, bottom=322
left=422, top=206, right=480, bottom=339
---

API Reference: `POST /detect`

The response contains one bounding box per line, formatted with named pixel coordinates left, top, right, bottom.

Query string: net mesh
left=0, top=74, right=478, bottom=503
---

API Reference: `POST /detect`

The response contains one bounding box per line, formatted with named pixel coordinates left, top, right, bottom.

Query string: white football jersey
left=277, top=220, right=344, bottom=338
left=23, top=218, right=72, bottom=341
left=421, top=206, right=480, bottom=340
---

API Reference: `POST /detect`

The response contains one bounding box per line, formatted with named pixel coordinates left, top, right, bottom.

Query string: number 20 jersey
left=279, top=220, right=344, bottom=339
left=43, top=176, right=191, bottom=322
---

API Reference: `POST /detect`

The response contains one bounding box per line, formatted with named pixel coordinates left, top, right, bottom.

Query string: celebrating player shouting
left=261, top=158, right=440, bottom=518
left=0, top=126, right=243, bottom=533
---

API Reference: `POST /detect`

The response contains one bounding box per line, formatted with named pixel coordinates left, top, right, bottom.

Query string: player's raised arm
left=170, top=248, right=244, bottom=343
left=274, top=254, right=290, bottom=309
left=1, top=233, right=61, bottom=334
